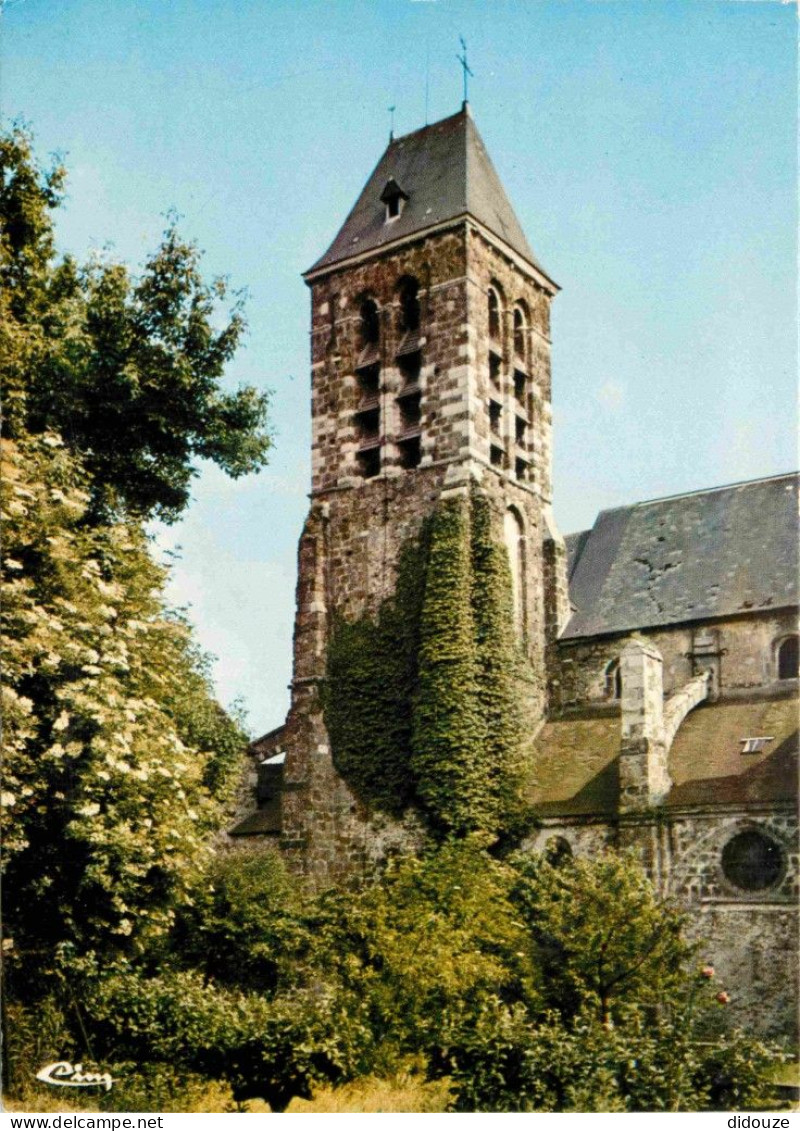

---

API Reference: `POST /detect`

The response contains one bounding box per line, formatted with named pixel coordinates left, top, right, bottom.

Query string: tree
left=312, top=841, right=536, bottom=1058
left=510, top=851, right=692, bottom=1027
left=174, top=850, right=310, bottom=993
left=1, top=126, right=271, bottom=522
left=1, top=431, right=247, bottom=977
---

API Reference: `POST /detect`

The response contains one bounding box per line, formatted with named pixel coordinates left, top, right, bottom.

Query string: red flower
left=716, top=991, right=730, bottom=1005
left=701, top=965, right=715, bottom=979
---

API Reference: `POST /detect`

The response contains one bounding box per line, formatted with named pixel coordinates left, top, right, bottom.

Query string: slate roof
left=528, top=694, right=798, bottom=818
left=666, top=695, right=799, bottom=808
left=563, top=473, right=799, bottom=640
left=528, top=713, right=620, bottom=817
left=306, top=107, right=552, bottom=280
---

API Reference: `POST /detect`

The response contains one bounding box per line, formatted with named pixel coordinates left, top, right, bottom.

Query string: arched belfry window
left=777, top=635, right=799, bottom=680
left=397, top=276, right=420, bottom=334
left=605, top=658, right=622, bottom=700
left=513, top=305, right=528, bottom=364
left=355, top=297, right=382, bottom=478
left=395, top=276, right=423, bottom=471
left=503, top=506, right=526, bottom=634
left=359, top=298, right=380, bottom=348
left=488, top=286, right=502, bottom=342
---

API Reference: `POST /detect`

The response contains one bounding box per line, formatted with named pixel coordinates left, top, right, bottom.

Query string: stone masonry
left=277, top=132, right=565, bottom=877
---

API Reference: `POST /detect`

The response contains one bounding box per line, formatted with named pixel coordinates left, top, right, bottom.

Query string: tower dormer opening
left=380, top=177, right=408, bottom=223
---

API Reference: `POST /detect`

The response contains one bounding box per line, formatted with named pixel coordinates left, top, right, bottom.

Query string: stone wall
left=278, top=221, right=565, bottom=879
left=521, top=809, right=799, bottom=1040
left=523, top=818, right=616, bottom=859
left=551, top=610, right=798, bottom=710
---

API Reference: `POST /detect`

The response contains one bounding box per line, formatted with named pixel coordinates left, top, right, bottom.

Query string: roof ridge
left=589, top=471, right=799, bottom=519
left=631, top=470, right=799, bottom=509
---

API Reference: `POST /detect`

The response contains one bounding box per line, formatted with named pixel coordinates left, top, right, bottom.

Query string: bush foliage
left=7, top=841, right=778, bottom=1113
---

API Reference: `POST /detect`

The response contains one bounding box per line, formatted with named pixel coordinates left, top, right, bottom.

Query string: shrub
left=101, top=1067, right=238, bottom=1113
left=173, top=849, right=309, bottom=992
left=83, top=968, right=373, bottom=1111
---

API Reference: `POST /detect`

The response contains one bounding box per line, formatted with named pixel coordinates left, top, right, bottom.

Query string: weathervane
left=388, top=105, right=396, bottom=140
left=456, top=37, right=473, bottom=106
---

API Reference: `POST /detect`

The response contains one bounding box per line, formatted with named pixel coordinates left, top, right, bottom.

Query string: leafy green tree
left=1, top=126, right=271, bottom=522
left=174, top=851, right=311, bottom=993
left=84, top=967, right=373, bottom=1111
left=308, top=841, right=538, bottom=1075
left=1, top=430, right=246, bottom=976
left=510, top=851, right=691, bottom=1026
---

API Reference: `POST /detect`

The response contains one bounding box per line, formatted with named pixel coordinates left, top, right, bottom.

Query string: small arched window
left=488, top=286, right=502, bottom=341
left=359, top=298, right=380, bottom=348
left=605, top=658, right=622, bottom=701
left=397, top=276, right=420, bottom=334
left=777, top=635, right=799, bottom=680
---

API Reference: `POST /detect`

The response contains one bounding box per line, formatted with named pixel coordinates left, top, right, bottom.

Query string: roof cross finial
left=388, top=105, right=396, bottom=141
left=456, top=37, right=473, bottom=107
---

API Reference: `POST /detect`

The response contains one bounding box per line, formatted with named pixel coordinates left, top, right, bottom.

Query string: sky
left=3, top=0, right=796, bottom=736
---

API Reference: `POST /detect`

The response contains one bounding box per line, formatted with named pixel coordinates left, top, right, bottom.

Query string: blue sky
left=3, top=0, right=796, bottom=735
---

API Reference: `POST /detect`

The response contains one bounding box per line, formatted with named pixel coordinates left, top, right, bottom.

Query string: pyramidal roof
left=306, top=106, right=553, bottom=282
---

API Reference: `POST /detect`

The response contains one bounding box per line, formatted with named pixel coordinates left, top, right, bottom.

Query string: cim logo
left=35, top=1061, right=114, bottom=1092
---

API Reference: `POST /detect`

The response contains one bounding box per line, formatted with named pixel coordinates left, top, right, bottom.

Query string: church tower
left=279, top=106, right=569, bottom=876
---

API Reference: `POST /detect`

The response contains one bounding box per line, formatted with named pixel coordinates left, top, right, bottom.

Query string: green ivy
left=469, top=487, right=532, bottom=840
left=324, top=531, right=430, bottom=815
left=324, top=488, right=533, bottom=841
left=411, top=496, right=488, bottom=834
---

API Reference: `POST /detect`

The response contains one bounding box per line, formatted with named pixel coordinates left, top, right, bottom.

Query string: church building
left=232, top=105, right=799, bottom=1040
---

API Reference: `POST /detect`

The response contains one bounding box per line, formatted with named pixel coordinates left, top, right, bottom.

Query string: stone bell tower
left=277, top=105, right=569, bottom=877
